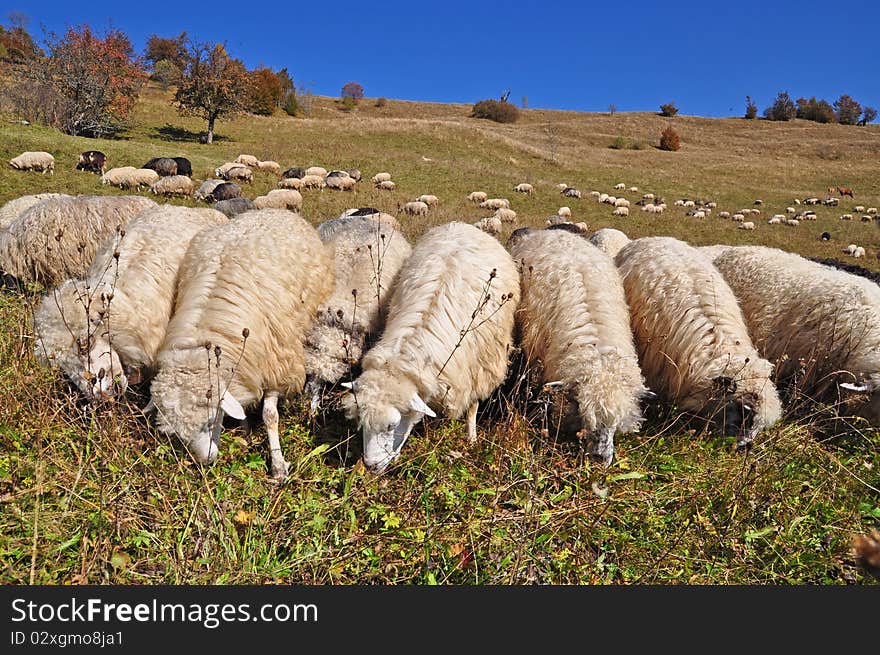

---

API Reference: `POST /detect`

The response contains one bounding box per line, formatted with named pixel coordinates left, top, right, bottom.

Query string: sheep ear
left=642, top=389, right=658, bottom=400
left=220, top=391, right=246, bottom=420
left=841, top=382, right=869, bottom=392
left=142, top=398, right=156, bottom=415
left=410, top=393, right=436, bottom=418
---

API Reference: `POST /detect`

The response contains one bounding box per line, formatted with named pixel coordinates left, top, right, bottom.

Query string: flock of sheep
left=2, top=150, right=879, bottom=481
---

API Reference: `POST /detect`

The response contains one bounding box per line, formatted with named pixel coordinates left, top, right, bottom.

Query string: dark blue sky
left=9, top=1, right=880, bottom=117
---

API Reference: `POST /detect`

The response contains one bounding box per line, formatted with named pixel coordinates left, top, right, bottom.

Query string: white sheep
left=473, top=216, right=503, bottom=235
left=738, top=221, right=756, bottom=230
left=253, top=189, right=303, bottom=211
left=514, top=183, right=534, bottom=195
left=732, top=213, right=745, bottom=222
left=100, top=166, right=136, bottom=187
left=614, top=198, right=630, bottom=208
left=683, top=200, right=696, bottom=208
left=557, top=207, right=571, bottom=218
left=603, top=195, right=617, bottom=205
left=33, top=205, right=228, bottom=399
left=867, top=208, right=878, bottom=215
left=0, top=193, right=70, bottom=231
left=304, top=215, right=412, bottom=408
left=629, top=186, right=639, bottom=193
left=340, top=221, right=520, bottom=473
left=0, top=195, right=156, bottom=287
left=786, top=207, right=796, bottom=214
left=403, top=201, right=429, bottom=216
left=416, top=194, right=439, bottom=207
left=221, top=166, right=253, bottom=183
left=494, top=207, right=517, bottom=223
left=840, top=214, right=853, bottom=221
left=854, top=246, right=866, bottom=258
left=614, top=183, right=626, bottom=190
left=305, top=166, right=328, bottom=178
left=148, top=209, right=335, bottom=480
left=479, top=198, right=510, bottom=210
left=301, top=174, right=326, bottom=189
left=371, top=172, right=392, bottom=184
left=325, top=175, right=356, bottom=191
left=718, top=211, right=731, bottom=219
left=339, top=208, right=401, bottom=232
left=613, top=206, right=630, bottom=217
left=768, top=217, right=782, bottom=225
left=507, top=227, right=648, bottom=465
left=785, top=218, right=800, bottom=226
left=641, top=203, right=656, bottom=213
left=556, top=183, right=568, bottom=191
left=642, top=193, right=655, bottom=201
left=710, top=246, right=880, bottom=424
left=150, top=175, right=195, bottom=197
left=854, top=205, right=866, bottom=213
left=235, top=154, right=259, bottom=167
left=9, top=151, right=54, bottom=174
left=562, top=188, right=582, bottom=199
left=277, top=177, right=303, bottom=190
left=588, top=228, right=631, bottom=257
left=214, top=162, right=244, bottom=177
left=255, top=160, right=281, bottom=174
left=375, top=180, right=396, bottom=191
left=467, top=191, right=488, bottom=204
left=615, top=237, right=782, bottom=447
left=195, top=179, right=227, bottom=201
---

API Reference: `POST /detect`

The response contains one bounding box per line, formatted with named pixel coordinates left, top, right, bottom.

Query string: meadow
left=1, top=83, right=878, bottom=584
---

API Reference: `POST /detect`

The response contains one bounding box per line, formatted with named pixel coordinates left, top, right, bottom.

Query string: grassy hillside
left=1, top=83, right=878, bottom=585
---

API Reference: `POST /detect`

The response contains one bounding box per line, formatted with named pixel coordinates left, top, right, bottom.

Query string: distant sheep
left=305, top=166, right=328, bottom=178
left=556, top=183, right=568, bottom=191
left=613, top=206, right=629, bottom=217
left=277, top=177, right=303, bottom=190
left=341, top=221, right=520, bottom=472
left=255, top=160, right=281, bottom=174
left=150, top=175, right=195, bottom=197
left=172, top=157, right=192, bottom=177
left=339, top=208, right=401, bottom=232
left=143, top=157, right=178, bottom=177
left=614, top=198, right=630, bottom=208
left=588, top=228, right=631, bottom=257
left=300, top=174, right=326, bottom=189
left=479, top=198, right=510, bottom=210
left=403, top=201, right=429, bottom=216
left=9, top=151, right=54, bottom=174
left=494, top=207, right=517, bottom=223
left=557, top=206, right=571, bottom=218
left=473, top=215, right=502, bottom=235
left=252, top=189, right=303, bottom=211
left=375, top=180, right=396, bottom=191
left=195, top=179, right=226, bottom=202
left=149, top=209, right=334, bottom=480
left=222, top=166, right=253, bottom=183
left=508, top=227, right=648, bottom=465
left=732, top=213, right=745, bottom=222
left=235, top=154, right=259, bottom=167
left=615, top=237, right=782, bottom=447
left=282, top=167, right=305, bottom=179
left=785, top=218, right=800, bottom=226
left=739, top=221, right=756, bottom=230
left=416, top=194, right=439, bottom=207
left=514, top=183, right=534, bottom=195
left=347, top=169, right=362, bottom=182
left=325, top=175, right=356, bottom=191
left=768, top=217, right=782, bottom=225
left=467, top=191, right=488, bottom=203
left=371, top=172, right=392, bottom=184
left=207, top=182, right=242, bottom=202
left=76, top=150, right=106, bottom=175
left=213, top=198, right=254, bottom=218
left=562, top=188, right=582, bottom=199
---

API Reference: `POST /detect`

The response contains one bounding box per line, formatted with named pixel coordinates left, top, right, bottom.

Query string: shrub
left=281, top=90, right=298, bottom=116
left=834, top=94, right=862, bottom=125
left=375, top=97, right=387, bottom=108
left=471, top=98, right=519, bottom=123
left=659, top=126, right=680, bottom=151
left=151, top=59, right=180, bottom=88
left=859, top=106, right=877, bottom=126
left=630, top=141, right=645, bottom=150
left=796, top=96, right=836, bottom=123
left=764, top=91, right=796, bottom=121
left=341, top=81, right=364, bottom=103
left=744, top=96, right=757, bottom=119
left=610, top=135, right=627, bottom=149
left=246, top=67, right=284, bottom=116
left=659, top=101, right=678, bottom=117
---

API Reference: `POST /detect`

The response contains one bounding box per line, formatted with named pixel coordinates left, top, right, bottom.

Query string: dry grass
left=1, top=82, right=878, bottom=585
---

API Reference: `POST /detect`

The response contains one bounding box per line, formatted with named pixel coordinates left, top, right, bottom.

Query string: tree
left=659, top=125, right=680, bottom=151
left=341, top=81, right=364, bottom=102
left=20, top=25, right=145, bottom=137
left=659, top=101, right=678, bottom=117
left=763, top=91, right=796, bottom=121
left=246, top=66, right=283, bottom=115
left=834, top=94, right=862, bottom=125
left=276, top=67, right=294, bottom=103
left=0, top=13, right=40, bottom=61
left=744, top=96, right=757, bottom=119
left=174, top=41, right=249, bottom=144
left=859, top=106, right=877, bottom=126
left=796, top=96, right=836, bottom=123
left=144, top=32, right=187, bottom=70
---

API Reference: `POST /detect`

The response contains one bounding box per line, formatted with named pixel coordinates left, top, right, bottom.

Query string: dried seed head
left=336, top=309, right=344, bottom=320
left=489, top=268, right=497, bottom=279
left=120, top=230, right=125, bottom=238
left=214, top=345, right=222, bottom=359
left=98, top=368, right=106, bottom=380
left=242, top=327, right=249, bottom=339
left=351, top=288, right=357, bottom=298
left=113, top=250, right=120, bottom=260
left=204, top=342, right=212, bottom=351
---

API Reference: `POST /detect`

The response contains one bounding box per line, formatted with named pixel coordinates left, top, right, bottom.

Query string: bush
left=744, top=96, right=757, bottom=119
left=796, top=96, right=836, bottom=123
left=471, top=99, right=519, bottom=123
left=341, top=81, right=364, bottom=103
left=659, top=126, right=680, bottom=151
left=610, top=135, right=627, bottom=149
left=281, top=90, right=298, bottom=116
left=375, top=97, right=387, bottom=108
left=659, top=102, right=678, bottom=117
left=151, top=59, right=180, bottom=88
left=859, top=106, right=877, bottom=126
left=246, top=67, right=283, bottom=116
left=764, top=91, right=796, bottom=121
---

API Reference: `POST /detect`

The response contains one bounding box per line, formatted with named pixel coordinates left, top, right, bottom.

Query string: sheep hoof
left=270, top=459, right=290, bottom=482
left=735, top=439, right=753, bottom=454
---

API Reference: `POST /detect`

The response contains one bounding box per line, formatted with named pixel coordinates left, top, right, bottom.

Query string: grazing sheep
left=0, top=195, right=156, bottom=286
left=507, top=228, right=648, bottom=465
left=143, top=157, right=178, bottom=177
left=255, top=160, right=281, bottom=174
left=557, top=207, right=571, bottom=218
left=768, top=217, right=782, bottom=225
left=33, top=205, right=228, bottom=399
left=474, top=216, right=503, bottom=235
left=76, top=150, right=107, bottom=174
left=868, top=208, right=878, bottom=215
left=416, top=194, right=439, bottom=207
left=588, top=228, right=631, bottom=257
left=340, top=221, right=520, bottom=472
left=754, top=199, right=763, bottom=206
left=562, top=188, right=582, bottom=199
left=732, top=213, right=745, bottom=222
left=300, top=174, right=326, bottom=189
left=786, top=207, right=796, bottom=214
left=467, top=191, right=488, bottom=204
left=277, top=177, right=303, bottom=190
left=149, top=209, right=334, bottom=480
left=282, top=167, right=306, bottom=179
left=371, top=172, right=392, bottom=184
left=339, top=208, right=401, bottom=232
left=150, top=175, right=195, bottom=197
left=683, top=200, right=696, bottom=208
left=840, top=214, right=853, bottom=221
left=100, top=167, right=136, bottom=187
left=253, top=189, right=303, bottom=211
left=785, top=218, right=800, bottom=226
left=326, top=170, right=349, bottom=179
left=402, top=201, right=429, bottom=216
left=347, top=169, right=362, bottom=182
left=213, top=198, right=254, bottom=218
left=207, top=182, right=242, bottom=202
left=739, top=221, right=756, bottom=230
left=235, top=154, right=259, bottom=167
left=820, top=232, right=832, bottom=241
left=599, top=193, right=610, bottom=204
left=494, top=207, right=517, bottom=223
left=854, top=205, right=866, bottom=213
left=603, top=196, right=617, bottom=206
left=614, top=198, right=630, bottom=208
left=222, top=166, right=253, bottom=183
left=195, top=179, right=227, bottom=202
left=304, top=216, right=413, bottom=407
left=615, top=237, right=782, bottom=447
left=546, top=214, right=570, bottom=226
left=614, top=183, right=626, bottom=190
left=854, top=246, right=866, bottom=258
left=718, top=211, right=731, bottom=219
left=710, top=246, right=880, bottom=424
left=479, top=198, right=510, bottom=210
left=173, top=157, right=192, bottom=177
left=214, top=162, right=244, bottom=177
left=613, top=206, right=630, bottom=217
left=375, top=180, right=396, bottom=191
left=514, top=183, right=534, bottom=195
left=305, top=166, right=328, bottom=178
left=101, top=167, right=160, bottom=190
left=0, top=194, right=71, bottom=231
left=629, top=186, right=639, bottom=193
left=325, top=175, right=356, bottom=191
left=590, top=191, right=601, bottom=199
left=9, top=151, right=54, bottom=174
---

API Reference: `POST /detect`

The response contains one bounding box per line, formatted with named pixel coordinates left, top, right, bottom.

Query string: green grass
left=1, top=83, right=878, bottom=585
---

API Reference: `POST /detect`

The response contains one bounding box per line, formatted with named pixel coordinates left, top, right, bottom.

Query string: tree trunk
left=206, top=116, right=215, bottom=144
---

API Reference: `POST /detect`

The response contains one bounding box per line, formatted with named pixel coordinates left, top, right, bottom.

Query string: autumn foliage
left=659, top=125, right=680, bottom=151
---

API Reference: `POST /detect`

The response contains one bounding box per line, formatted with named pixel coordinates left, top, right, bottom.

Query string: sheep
left=598, top=193, right=610, bottom=204
left=718, top=211, right=731, bottom=219
left=691, top=210, right=706, bottom=220
left=754, top=199, right=763, bottom=206
left=300, top=174, right=326, bottom=189
left=305, top=166, right=328, bottom=178
left=347, top=169, right=362, bottom=182
left=339, top=208, right=401, bottom=232
left=629, top=186, right=639, bottom=193
left=213, top=198, right=255, bottom=218
left=854, top=247, right=866, bottom=258
left=143, top=157, right=178, bottom=177
left=514, top=183, right=534, bottom=195
left=76, top=150, right=106, bottom=174
left=0, top=195, right=156, bottom=287
left=467, top=191, right=488, bottom=204
left=325, top=175, right=356, bottom=191
left=840, top=214, right=853, bottom=221
left=739, top=221, right=756, bottom=230
left=214, top=162, right=245, bottom=178
left=771, top=214, right=786, bottom=222
left=326, top=170, right=349, bottom=179
left=371, top=172, right=392, bottom=184
left=100, top=166, right=137, bottom=187
left=557, top=207, right=571, bottom=218
left=868, top=208, right=878, bottom=215
left=282, top=167, right=306, bottom=179
left=683, top=200, right=696, bottom=208
left=375, top=180, right=396, bottom=191
left=854, top=205, right=866, bottom=213
left=494, top=207, right=517, bottom=223
left=786, top=207, right=796, bottom=214
left=641, top=203, right=656, bottom=213
left=706, top=202, right=718, bottom=209
left=277, top=177, right=303, bottom=190
left=588, top=228, right=631, bottom=257
left=614, top=183, right=626, bottom=190
left=102, top=167, right=160, bottom=190
left=0, top=194, right=71, bottom=231
left=252, top=189, right=303, bottom=211
left=9, top=151, right=54, bottom=174
left=195, top=179, right=227, bottom=201
left=710, top=246, right=880, bottom=424
left=562, top=188, right=582, bottom=199
left=474, top=216, right=503, bottom=235
left=255, top=160, right=281, bottom=174
left=768, top=217, right=782, bottom=225
left=614, top=237, right=782, bottom=448
left=235, top=154, right=259, bottom=167
left=732, top=213, right=745, bottom=222
left=556, top=183, right=568, bottom=191
left=207, top=183, right=242, bottom=203
left=614, top=198, right=630, bottom=208
left=642, top=193, right=655, bottom=201
left=546, top=214, right=570, bottom=226
left=304, top=216, right=413, bottom=408
left=507, top=228, right=648, bottom=465
left=173, top=157, right=192, bottom=177
left=785, top=218, right=800, bottom=226
left=33, top=205, right=228, bottom=399
left=402, top=201, right=429, bottom=216
left=416, top=194, right=439, bottom=207
left=222, top=166, right=253, bottom=183
left=479, top=198, right=510, bottom=210
left=340, top=221, right=520, bottom=473
left=604, top=196, right=617, bottom=206
left=148, top=209, right=335, bottom=480
left=150, top=175, right=194, bottom=197
left=613, top=206, right=630, bottom=217
left=862, top=216, right=873, bottom=223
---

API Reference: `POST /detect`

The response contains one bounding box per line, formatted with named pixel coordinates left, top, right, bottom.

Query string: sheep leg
left=263, top=391, right=289, bottom=481
left=466, top=401, right=478, bottom=444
